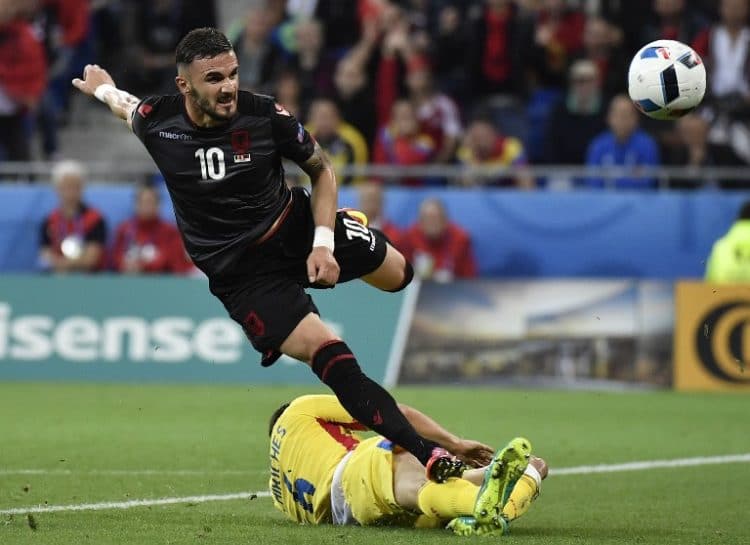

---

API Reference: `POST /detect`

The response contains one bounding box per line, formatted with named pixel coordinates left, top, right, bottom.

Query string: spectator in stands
left=125, top=0, right=217, bottom=95
left=39, top=160, right=106, bottom=273
left=306, top=98, right=368, bottom=185
left=374, top=99, right=436, bottom=186
left=359, top=0, right=399, bottom=32
left=111, top=184, right=190, bottom=275
left=599, top=0, right=654, bottom=54
left=267, top=0, right=292, bottom=33
left=89, top=1, right=125, bottom=79
left=234, top=6, right=285, bottom=94
left=705, top=201, right=750, bottom=282
left=432, top=4, right=470, bottom=102
left=274, top=70, right=303, bottom=119
left=664, top=113, right=745, bottom=188
left=524, top=0, right=586, bottom=90
left=405, top=57, right=463, bottom=164
left=0, top=17, right=46, bottom=161
left=694, top=0, right=721, bottom=18
left=400, top=198, right=477, bottom=282
left=466, top=0, right=524, bottom=96
left=585, top=94, right=660, bottom=189
left=372, top=7, right=464, bottom=165
left=375, top=13, right=411, bottom=130
left=289, top=18, right=336, bottom=102
left=357, top=182, right=401, bottom=247
left=543, top=60, right=607, bottom=165
left=397, top=0, right=436, bottom=53
left=314, top=0, right=361, bottom=52
left=641, top=0, right=708, bottom=45
left=35, top=0, right=91, bottom=159
left=693, top=0, right=750, bottom=164
left=457, top=118, right=533, bottom=188
left=577, top=16, right=627, bottom=99
left=333, top=56, right=377, bottom=146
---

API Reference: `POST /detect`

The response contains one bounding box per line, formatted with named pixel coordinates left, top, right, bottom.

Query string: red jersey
left=415, top=94, right=462, bottom=156
left=112, top=217, right=191, bottom=274
left=0, top=21, right=47, bottom=105
left=369, top=218, right=402, bottom=249
left=373, top=126, right=435, bottom=186
left=400, top=223, right=477, bottom=280
left=538, top=10, right=585, bottom=57
left=483, top=6, right=513, bottom=83
left=43, top=0, right=90, bottom=46
left=39, top=204, right=107, bottom=270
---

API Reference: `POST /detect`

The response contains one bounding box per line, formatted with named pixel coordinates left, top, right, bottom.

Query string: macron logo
left=159, top=131, right=192, bottom=141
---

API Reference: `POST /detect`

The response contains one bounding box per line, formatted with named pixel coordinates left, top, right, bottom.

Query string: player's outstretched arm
left=299, top=142, right=340, bottom=286
left=72, top=64, right=141, bottom=130
left=397, top=403, right=495, bottom=467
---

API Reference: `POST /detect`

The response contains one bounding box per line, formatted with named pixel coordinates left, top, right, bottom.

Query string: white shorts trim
left=330, top=450, right=356, bottom=525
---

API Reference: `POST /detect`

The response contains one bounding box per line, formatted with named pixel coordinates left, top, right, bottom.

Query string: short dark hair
left=175, top=27, right=233, bottom=66
left=738, top=201, right=750, bottom=220
left=268, top=402, right=291, bottom=437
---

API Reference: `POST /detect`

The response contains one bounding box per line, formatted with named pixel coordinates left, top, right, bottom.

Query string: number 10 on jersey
left=195, top=147, right=226, bottom=180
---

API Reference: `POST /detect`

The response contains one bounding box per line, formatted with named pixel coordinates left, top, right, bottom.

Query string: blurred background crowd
left=1, top=0, right=750, bottom=280
left=1, top=0, right=749, bottom=186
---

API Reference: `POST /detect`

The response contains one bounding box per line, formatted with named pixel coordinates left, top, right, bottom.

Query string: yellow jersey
left=305, top=122, right=369, bottom=185
left=268, top=395, right=366, bottom=524
left=705, top=221, right=750, bottom=282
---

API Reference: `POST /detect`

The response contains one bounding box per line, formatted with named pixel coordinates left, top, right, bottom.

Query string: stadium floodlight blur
left=0, top=162, right=748, bottom=189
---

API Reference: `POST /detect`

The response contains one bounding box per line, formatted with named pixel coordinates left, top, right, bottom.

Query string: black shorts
left=209, top=187, right=388, bottom=363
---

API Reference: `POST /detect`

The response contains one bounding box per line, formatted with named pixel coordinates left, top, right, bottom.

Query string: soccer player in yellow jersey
left=268, top=395, right=548, bottom=536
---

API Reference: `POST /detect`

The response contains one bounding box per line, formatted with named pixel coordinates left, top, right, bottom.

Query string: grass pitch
left=0, top=383, right=748, bottom=544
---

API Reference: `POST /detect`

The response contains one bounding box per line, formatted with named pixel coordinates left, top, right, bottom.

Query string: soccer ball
left=628, top=39, right=706, bottom=120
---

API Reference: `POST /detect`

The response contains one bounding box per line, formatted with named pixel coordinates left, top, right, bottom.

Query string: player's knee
left=282, top=314, right=340, bottom=363
left=531, top=456, right=549, bottom=480
left=310, top=340, right=362, bottom=383
left=384, top=260, right=414, bottom=293
left=392, top=451, right=426, bottom=511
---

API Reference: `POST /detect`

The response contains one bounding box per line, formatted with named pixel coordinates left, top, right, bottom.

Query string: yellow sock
left=502, top=465, right=542, bottom=522
left=417, top=478, right=478, bottom=519
left=413, top=514, right=444, bottom=529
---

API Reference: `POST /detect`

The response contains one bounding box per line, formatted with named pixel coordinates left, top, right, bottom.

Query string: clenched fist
left=307, top=246, right=340, bottom=287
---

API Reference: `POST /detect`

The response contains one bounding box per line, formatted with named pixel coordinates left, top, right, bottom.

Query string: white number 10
left=195, top=147, right=226, bottom=180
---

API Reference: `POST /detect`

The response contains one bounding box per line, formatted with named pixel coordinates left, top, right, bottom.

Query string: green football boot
left=473, top=437, right=532, bottom=525
left=447, top=515, right=509, bottom=537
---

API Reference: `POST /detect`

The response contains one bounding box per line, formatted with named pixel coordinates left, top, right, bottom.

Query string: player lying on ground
left=72, top=27, right=464, bottom=481
left=268, top=395, right=548, bottom=536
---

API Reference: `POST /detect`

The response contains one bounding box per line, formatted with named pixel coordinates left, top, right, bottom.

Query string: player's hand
left=72, top=64, right=115, bottom=96
left=451, top=439, right=495, bottom=468
left=307, top=246, right=340, bottom=287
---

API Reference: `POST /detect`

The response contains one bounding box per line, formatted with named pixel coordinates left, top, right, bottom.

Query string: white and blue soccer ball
left=628, top=39, right=706, bottom=120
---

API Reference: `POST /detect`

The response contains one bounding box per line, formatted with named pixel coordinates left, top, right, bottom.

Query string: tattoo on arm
left=118, top=92, right=140, bottom=110
left=116, top=92, right=140, bottom=117
left=299, top=143, right=334, bottom=182
left=101, top=87, right=141, bottom=124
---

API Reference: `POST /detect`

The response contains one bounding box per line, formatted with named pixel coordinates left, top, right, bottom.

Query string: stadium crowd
left=38, top=160, right=195, bottom=275
left=1, top=0, right=749, bottom=277
left=0, top=0, right=749, bottom=187
left=37, top=159, right=479, bottom=280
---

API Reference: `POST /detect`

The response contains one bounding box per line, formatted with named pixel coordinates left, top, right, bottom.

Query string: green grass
left=0, top=384, right=748, bottom=544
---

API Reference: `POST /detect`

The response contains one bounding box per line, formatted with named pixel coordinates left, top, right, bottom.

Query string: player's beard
left=192, top=89, right=236, bottom=122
